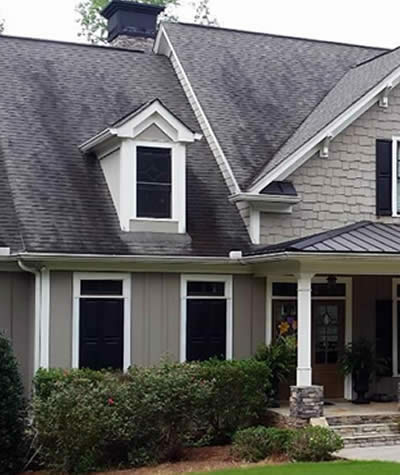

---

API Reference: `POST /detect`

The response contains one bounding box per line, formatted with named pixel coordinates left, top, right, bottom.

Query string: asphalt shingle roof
left=164, top=23, right=386, bottom=189
left=248, top=221, right=400, bottom=254
left=0, top=35, right=250, bottom=256
left=258, top=47, right=400, bottom=183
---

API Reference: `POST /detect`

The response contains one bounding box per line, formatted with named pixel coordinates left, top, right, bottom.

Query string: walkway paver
left=338, top=446, right=400, bottom=462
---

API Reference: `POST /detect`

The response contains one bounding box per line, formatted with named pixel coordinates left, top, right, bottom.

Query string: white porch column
left=296, top=273, right=314, bottom=386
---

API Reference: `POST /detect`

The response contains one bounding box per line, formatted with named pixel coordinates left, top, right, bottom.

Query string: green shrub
left=196, top=359, right=272, bottom=443
left=33, top=367, right=106, bottom=401
left=33, top=358, right=272, bottom=471
left=33, top=362, right=213, bottom=472
left=254, top=337, right=296, bottom=402
left=232, top=426, right=294, bottom=462
left=0, top=332, right=28, bottom=474
left=291, top=426, right=344, bottom=462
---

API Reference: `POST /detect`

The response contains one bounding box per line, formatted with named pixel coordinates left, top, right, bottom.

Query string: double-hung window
left=136, top=146, right=172, bottom=219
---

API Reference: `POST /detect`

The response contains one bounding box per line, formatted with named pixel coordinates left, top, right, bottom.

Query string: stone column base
left=290, top=385, right=324, bottom=420
left=398, top=381, right=400, bottom=410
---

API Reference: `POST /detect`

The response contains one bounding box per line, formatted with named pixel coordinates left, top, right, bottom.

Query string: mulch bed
left=25, top=445, right=289, bottom=474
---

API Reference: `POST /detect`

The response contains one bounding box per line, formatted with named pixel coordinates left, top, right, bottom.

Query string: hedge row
left=232, top=426, right=344, bottom=462
left=33, top=359, right=272, bottom=472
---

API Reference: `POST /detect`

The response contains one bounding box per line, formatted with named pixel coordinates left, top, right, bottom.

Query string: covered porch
left=248, top=222, right=400, bottom=410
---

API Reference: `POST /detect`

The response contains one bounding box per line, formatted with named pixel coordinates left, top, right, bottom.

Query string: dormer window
left=137, top=146, right=172, bottom=219
left=79, top=99, right=201, bottom=234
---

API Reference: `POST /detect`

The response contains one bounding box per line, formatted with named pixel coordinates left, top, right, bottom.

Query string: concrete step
left=333, top=422, right=399, bottom=437
left=341, top=433, right=400, bottom=448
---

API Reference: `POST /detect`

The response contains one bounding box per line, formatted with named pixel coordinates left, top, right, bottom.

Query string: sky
left=1, top=0, right=400, bottom=49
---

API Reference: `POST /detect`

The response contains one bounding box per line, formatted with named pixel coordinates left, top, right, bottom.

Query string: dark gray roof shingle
left=0, top=35, right=250, bottom=256
left=164, top=22, right=385, bottom=189
left=257, top=47, right=400, bottom=182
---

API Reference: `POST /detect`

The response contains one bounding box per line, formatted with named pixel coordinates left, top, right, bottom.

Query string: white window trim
left=180, top=274, right=233, bottom=363
left=120, top=140, right=186, bottom=233
left=392, top=278, right=400, bottom=376
left=266, top=276, right=352, bottom=399
left=72, top=272, right=132, bottom=371
left=392, top=137, right=400, bottom=217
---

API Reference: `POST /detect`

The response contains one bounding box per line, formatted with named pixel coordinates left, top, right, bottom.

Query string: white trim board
left=39, top=268, right=50, bottom=369
left=180, top=274, right=233, bottom=363
left=250, top=66, right=400, bottom=193
left=154, top=25, right=240, bottom=197
left=72, top=272, right=132, bottom=371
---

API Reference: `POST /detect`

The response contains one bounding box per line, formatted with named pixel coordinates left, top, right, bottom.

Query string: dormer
left=80, top=99, right=201, bottom=233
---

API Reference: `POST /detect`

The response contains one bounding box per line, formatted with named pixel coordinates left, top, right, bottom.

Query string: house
left=2, top=0, right=400, bottom=414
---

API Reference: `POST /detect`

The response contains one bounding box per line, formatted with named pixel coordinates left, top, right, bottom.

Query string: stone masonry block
left=290, top=386, right=324, bottom=420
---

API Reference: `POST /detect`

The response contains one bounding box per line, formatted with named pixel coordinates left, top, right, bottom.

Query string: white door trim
left=266, top=276, right=352, bottom=398
left=180, top=274, right=233, bottom=363
left=72, top=272, right=132, bottom=371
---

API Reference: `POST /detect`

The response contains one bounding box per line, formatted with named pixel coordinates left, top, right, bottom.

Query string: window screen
left=137, top=147, right=172, bottom=219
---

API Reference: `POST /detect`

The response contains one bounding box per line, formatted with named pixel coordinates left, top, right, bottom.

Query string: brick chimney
left=101, top=1, right=165, bottom=52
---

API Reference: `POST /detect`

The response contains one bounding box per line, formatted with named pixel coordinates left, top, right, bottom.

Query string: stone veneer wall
left=290, top=386, right=324, bottom=420
left=260, top=85, right=400, bottom=245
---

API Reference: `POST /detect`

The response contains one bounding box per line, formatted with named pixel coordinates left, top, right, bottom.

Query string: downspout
left=18, top=260, right=41, bottom=375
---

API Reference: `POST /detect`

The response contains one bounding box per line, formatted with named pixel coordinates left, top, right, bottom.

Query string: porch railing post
left=296, top=273, right=314, bottom=386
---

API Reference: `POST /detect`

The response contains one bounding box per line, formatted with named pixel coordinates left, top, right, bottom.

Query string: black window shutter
left=376, top=140, right=392, bottom=216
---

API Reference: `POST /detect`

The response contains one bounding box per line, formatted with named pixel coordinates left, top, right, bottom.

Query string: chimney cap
left=101, top=1, right=166, bottom=42
left=101, top=1, right=165, bottom=20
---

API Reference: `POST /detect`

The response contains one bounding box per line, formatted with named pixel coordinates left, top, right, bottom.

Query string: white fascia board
left=79, top=129, right=115, bottom=153
left=116, top=99, right=200, bottom=143
left=15, top=252, right=236, bottom=264
left=242, top=250, right=400, bottom=264
left=155, top=25, right=241, bottom=195
left=0, top=247, right=10, bottom=256
left=230, top=192, right=300, bottom=214
left=79, top=100, right=201, bottom=154
left=250, top=67, right=400, bottom=194
left=229, top=192, right=300, bottom=205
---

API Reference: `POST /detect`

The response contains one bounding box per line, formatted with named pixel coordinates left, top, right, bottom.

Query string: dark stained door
left=312, top=300, right=345, bottom=399
left=186, top=299, right=226, bottom=361
left=79, top=298, right=123, bottom=370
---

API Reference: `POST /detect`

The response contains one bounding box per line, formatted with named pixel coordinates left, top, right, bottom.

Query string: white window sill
left=129, top=218, right=179, bottom=233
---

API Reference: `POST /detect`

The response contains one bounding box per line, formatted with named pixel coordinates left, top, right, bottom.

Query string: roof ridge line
left=354, top=45, right=400, bottom=68
left=164, top=21, right=389, bottom=51
left=0, top=33, right=146, bottom=54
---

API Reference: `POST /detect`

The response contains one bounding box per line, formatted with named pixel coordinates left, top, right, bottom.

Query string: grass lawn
left=195, top=461, right=400, bottom=475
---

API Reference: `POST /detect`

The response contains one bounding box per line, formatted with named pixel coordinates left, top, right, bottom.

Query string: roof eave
left=249, top=65, right=400, bottom=193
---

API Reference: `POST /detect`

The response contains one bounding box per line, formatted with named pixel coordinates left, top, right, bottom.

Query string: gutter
left=14, top=252, right=237, bottom=265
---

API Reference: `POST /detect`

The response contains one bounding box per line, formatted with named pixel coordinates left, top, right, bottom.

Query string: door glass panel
left=81, top=280, right=123, bottom=296
left=187, top=281, right=225, bottom=297
left=314, top=304, right=340, bottom=365
left=272, top=283, right=297, bottom=297
left=273, top=301, right=297, bottom=339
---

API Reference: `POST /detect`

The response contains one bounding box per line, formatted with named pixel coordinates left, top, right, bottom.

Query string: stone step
left=333, top=422, right=400, bottom=437
left=326, top=414, right=400, bottom=426
left=341, top=433, right=400, bottom=448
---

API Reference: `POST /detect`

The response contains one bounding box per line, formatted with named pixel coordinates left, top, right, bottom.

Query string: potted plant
left=254, top=336, right=297, bottom=407
left=339, top=339, right=378, bottom=404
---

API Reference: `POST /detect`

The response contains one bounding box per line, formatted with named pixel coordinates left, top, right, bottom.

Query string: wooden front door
left=312, top=300, right=345, bottom=399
